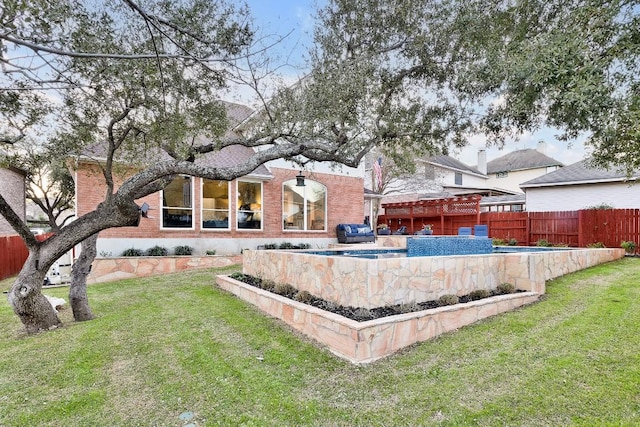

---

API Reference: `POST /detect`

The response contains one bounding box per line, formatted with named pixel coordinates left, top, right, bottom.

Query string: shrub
left=584, top=203, right=614, bottom=210
left=353, top=307, right=374, bottom=321
left=469, top=289, right=491, bottom=300
left=321, top=300, right=337, bottom=311
left=174, top=245, right=193, bottom=255
left=278, top=242, right=294, bottom=249
left=273, top=282, right=297, bottom=297
left=492, top=238, right=506, bottom=246
left=536, top=239, right=551, bottom=247
left=263, top=243, right=278, bottom=250
left=587, top=242, right=606, bottom=248
left=121, top=248, right=143, bottom=257
left=260, top=279, right=276, bottom=291
left=146, top=245, right=168, bottom=256
left=206, top=250, right=217, bottom=255
left=497, top=283, right=516, bottom=294
left=438, top=294, right=459, bottom=306
left=396, top=302, right=420, bottom=314
left=508, top=238, right=519, bottom=246
left=294, top=290, right=313, bottom=303
left=621, top=241, right=637, bottom=254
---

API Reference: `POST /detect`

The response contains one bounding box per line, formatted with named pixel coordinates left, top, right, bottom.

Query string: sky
left=242, top=0, right=590, bottom=168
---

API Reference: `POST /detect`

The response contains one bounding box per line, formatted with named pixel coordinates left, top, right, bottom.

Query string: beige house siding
left=0, top=167, right=26, bottom=235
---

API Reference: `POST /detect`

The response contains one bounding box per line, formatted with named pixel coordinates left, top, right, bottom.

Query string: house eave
left=521, top=177, right=639, bottom=189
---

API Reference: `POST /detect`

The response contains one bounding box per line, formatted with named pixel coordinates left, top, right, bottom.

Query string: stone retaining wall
left=241, top=247, right=623, bottom=309
left=216, top=274, right=540, bottom=364
left=87, top=255, right=242, bottom=284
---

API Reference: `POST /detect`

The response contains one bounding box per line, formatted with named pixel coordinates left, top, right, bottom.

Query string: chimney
left=477, top=149, right=487, bottom=175
left=537, top=141, right=546, bottom=154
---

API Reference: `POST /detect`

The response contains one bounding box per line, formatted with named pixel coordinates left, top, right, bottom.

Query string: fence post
left=578, top=210, right=584, bottom=248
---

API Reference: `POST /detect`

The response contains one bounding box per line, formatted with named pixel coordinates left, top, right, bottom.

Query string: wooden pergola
left=378, top=195, right=482, bottom=235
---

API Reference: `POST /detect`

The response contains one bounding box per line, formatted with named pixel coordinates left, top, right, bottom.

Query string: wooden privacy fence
left=0, top=233, right=53, bottom=281
left=0, top=234, right=29, bottom=281
left=379, top=208, right=640, bottom=250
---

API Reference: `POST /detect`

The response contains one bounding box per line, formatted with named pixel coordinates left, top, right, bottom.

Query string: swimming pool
left=243, top=239, right=620, bottom=309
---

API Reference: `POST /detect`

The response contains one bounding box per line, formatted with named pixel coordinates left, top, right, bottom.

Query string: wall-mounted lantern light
left=295, top=171, right=306, bottom=187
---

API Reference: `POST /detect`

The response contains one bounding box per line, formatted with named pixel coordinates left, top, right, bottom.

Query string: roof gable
left=426, top=155, right=485, bottom=177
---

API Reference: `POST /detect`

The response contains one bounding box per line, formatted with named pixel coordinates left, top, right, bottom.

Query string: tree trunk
left=8, top=255, right=62, bottom=333
left=69, top=233, right=97, bottom=322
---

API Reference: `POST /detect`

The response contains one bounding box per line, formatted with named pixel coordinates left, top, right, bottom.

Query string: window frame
left=160, top=175, right=194, bottom=230
left=282, top=179, right=327, bottom=232
left=236, top=180, right=263, bottom=231
left=201, top=178, right=231, bottom=231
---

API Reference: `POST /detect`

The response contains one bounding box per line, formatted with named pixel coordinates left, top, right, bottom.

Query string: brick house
left=0, top=166, right=27, bottom=235
left=74, top=104, right=365, bottom=256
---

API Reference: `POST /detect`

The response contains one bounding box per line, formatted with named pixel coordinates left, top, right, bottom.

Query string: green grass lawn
left=1, top=259, right=640, bottom=426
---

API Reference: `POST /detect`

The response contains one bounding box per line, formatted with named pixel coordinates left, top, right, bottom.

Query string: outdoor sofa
left=336, top=224, right=376, bottom=244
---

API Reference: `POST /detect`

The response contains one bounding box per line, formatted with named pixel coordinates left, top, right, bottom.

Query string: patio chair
left=474, top=224, right=489, bottom=238
left=458, top=227, right=472, bottom=236
left=393, top=226, right=408, bottom=235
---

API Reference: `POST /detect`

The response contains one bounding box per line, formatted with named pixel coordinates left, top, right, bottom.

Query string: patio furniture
left=393, top=226, right=408, bottom=235
left=458, top=227, right=472, bottom=236
left=474, top=224, right=489, bottom=238
left=336, top=224, right=376, bottom=243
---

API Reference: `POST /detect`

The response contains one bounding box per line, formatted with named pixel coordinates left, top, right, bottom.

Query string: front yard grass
left=1, top=259, right=639, bottom=426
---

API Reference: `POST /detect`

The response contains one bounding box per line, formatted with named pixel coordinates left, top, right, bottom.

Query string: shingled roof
left=427, top=155, right=485, bottom=176
left=520, top=158, right=640, bottom=188
left=487, top=148, right=563, bottom=174
left=79, top=101, right=272, bottom=178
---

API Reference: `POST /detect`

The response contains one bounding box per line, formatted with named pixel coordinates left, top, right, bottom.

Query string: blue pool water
left=299, top=236, right=569, bottom=259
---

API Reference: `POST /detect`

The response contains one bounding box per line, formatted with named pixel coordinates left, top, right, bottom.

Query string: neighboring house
left=482, top=142, right=563, bottom=194
left=520, top=159, right=640, bottom=211
left=75, top=103, right=365, bottom=256
left=0, top=166, right=26, bottom=235
left=480, top=194, right=526, bottom=212
left=365, top=153, right=520, bottom=219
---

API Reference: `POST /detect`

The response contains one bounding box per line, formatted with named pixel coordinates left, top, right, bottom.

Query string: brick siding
left=75, top=162, right=364, bottom=240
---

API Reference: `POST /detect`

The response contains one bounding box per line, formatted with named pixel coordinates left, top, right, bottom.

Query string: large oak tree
left=2, top=0, right=637, bottom=333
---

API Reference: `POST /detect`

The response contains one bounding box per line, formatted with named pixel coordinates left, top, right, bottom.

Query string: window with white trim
left=162, top=175, right=193, bottom=228
left=282, top=179, right=326, bottom=231
left=237, top=181, right=262, bottom=230
left=202, top=179, right=230, bottom=229
left=454, top=172, right=463, bottom=185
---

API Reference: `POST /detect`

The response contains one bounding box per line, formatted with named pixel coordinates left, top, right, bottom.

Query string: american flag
left=372, top=157, right=383, bottom=191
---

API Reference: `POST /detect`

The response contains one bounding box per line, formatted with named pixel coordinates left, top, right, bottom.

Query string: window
left=454, top=172, right=463, bottom=185
left=202, top=179, right=230, bottom=229
left=425, top=165, right=435, bottom=180
left=283, top=179, right=326, bottom=231
left=237, top=181, right=262, bottom=230
left=162, top=176, right=193, bottom=228
left=496, top=171, right=509, bottom=178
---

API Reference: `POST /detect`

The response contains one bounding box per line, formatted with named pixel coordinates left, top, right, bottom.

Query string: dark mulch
left=227, top=273, right=519, bottom=322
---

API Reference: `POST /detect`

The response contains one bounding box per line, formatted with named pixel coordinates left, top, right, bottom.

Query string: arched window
left=282, top=179, right=326, bottom=231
